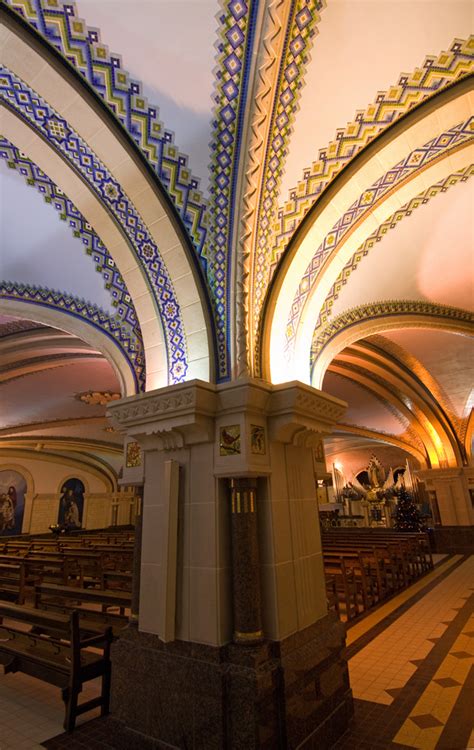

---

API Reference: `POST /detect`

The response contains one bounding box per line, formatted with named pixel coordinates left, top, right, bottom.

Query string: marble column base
left=110, top=614, right=352, bottom=749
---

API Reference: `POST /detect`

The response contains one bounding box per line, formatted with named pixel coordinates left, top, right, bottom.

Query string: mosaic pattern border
left=1, top=66, right=188, bottom=383
left=207, top=0, right=259, bottom=379
left=0, top=137, right=138, bottom=329
left=252, top=0, right=324, bottom=320
left=3, top=0, right=209, bottom=259
left=312, top=300, right=474, bottom=363
left=0, top=281, right=144, bottom=390
left=311, top=164, right=474, bottom=359
left=253, top=36, right=474, bottom=367
left=285, top=118, right=474, bottom=352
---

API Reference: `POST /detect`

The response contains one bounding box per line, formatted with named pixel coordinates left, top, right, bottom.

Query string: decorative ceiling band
left=284, top=123, right=474, bottom=355
left=1, top=66, right=188, bottom=383
left=0, top=137, right=140, bottom=334
left=2, top=0, right=208, bottom=258
left=0, top=282, right=144, bottom=391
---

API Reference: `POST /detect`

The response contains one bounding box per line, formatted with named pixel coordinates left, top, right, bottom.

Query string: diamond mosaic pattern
left=0, top=67, right=188, bottom=384
left=284, top=119, right=474, bottom=361
left=252, top=37, right=474, bottom=372
left=0, top=281, right=142, bottom=390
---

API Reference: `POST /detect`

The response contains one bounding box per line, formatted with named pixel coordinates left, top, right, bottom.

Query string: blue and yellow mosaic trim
left=1, top=66, right=188, bottom=383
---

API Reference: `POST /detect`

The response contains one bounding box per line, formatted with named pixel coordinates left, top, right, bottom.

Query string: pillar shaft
left=229, top=478, right=263, bottom=643
left=129, top=500, right=143, bottom=625
left=107, top=378, right=352, bottom=750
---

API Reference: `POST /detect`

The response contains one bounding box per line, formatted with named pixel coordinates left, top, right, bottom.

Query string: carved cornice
left=107, top=377, right=346, bottom=450
left=106, top=380, right=217, bottom=445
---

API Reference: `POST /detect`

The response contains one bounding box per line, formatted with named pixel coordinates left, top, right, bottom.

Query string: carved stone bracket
left=108, top=378, right=347, bottom=464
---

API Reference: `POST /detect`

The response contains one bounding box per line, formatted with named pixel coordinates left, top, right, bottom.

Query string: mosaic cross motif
left=284, top=118, right=474, bottom=355
left=0, top=281, right=144, bottom=391
left=1, top=66, right=188, bottom=383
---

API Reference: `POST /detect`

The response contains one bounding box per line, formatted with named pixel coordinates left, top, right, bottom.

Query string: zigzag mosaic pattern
left=0, top=137, right=144, bottom=390
left=312, top=300, right=474, bottom=363
left=0, top=281, right=144, bottom=390
left=311, top=164, right=474, bottom=357
left=0, top=137, right=137, bottom=326
left=285, top=117, right=474, bottom=352
left=3, top=0, right=208, bottom=259
left=253, top=0, right=324, bottom=315
left=208, top=0, right=258, bottom=378
left=253, top=36, right=474, bottom=366
left=1, top=66, right=188, bottom=383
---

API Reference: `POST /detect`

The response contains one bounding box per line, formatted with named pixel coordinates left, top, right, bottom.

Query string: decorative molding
left=3, top=0, right=208, bottom=258
left=76, top=391, right=121, bottom=406
left=235, top=0, right=325, bottom=376
left=1, top=67, right=188, bottom=383
left=312, top=300, right=474, bottom=364
left=107, top=378, right=346, bottom=451
left=250, top=0, right=325, bottom=359
left=285, top=122, right=474, bottom=354
left=252, top=36, right=474, bottom=366
left=234, top=0, right=289, bottom=377
left=313, top=164, right=474, bottom=341
left=0, top=281, right=144, bottom=390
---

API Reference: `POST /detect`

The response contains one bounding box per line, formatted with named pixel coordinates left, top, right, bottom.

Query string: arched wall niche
left=0, top=462, right=34, bottom=535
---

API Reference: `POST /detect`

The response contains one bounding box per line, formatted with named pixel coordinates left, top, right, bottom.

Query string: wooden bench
left=0, top=602, right=112, bottom=731
left=0, top=563, right=28, bottom=604
left=34, top=583, right=130, bottom=635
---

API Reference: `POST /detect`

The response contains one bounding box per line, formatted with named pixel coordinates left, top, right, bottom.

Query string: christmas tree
left=394, top=485, right=422, bottom=531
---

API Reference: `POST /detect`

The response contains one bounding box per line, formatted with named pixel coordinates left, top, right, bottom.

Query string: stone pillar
left=129, top=499, right=143, bottom=626
left=416, top=467, right=474, bottom=553
left=229, top=478, right=263, bottom=643
left=107, top=378, right=352, bottom=750
left=416, top=468, right=474, bottom=526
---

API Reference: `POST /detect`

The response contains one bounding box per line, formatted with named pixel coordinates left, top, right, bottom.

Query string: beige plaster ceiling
left=279, top=0, right=472, bottom=201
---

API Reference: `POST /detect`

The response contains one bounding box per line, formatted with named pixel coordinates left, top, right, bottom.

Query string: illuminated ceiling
left=0, top=0, right=472, bottom=478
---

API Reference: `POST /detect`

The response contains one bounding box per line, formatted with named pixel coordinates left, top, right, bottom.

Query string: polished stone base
left=110, top=614, right=352, bottom=749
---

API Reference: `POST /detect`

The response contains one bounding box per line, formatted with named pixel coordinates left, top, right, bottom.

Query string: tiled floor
left=334, top=554, right=474, bottom=750
left=0, top=555, right=472, bottom=750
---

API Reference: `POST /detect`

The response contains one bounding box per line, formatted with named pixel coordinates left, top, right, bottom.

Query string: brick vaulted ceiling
left=0, top=0, right=472, bottom=477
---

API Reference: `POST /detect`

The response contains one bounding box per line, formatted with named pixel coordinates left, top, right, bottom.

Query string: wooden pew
left=34, top=582, right=130, bottom=635
left=0, top=562, right=28, bottom=604
left=0, top=602, right=112, bottom=731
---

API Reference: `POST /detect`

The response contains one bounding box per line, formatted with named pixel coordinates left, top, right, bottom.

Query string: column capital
left=106, top=379, right=217, bottom=446
left=107, top=378, right=347, bottom=477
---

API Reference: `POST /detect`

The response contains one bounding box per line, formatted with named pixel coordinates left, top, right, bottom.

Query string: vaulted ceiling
left=0, top=0, right=472, bottom=480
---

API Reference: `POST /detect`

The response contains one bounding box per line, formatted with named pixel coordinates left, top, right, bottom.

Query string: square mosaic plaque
left=126, top=441, right=142, bottom=468
left=250, top=424, right=265, bottom=455
left=219, top=425, right=241, bottom=456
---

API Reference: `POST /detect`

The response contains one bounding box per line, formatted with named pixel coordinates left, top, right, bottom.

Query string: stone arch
left=260, top=76, right=473, bottom=384
left=0, top=11, right=215, bottom=386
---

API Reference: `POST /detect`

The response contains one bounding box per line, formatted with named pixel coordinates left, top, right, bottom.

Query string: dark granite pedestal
left=110, top=613, right=353, bottom=750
